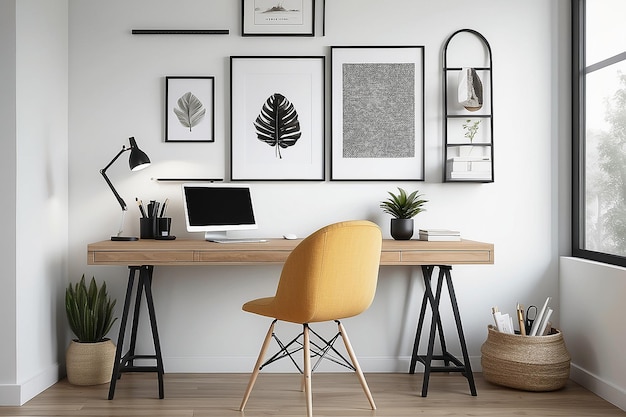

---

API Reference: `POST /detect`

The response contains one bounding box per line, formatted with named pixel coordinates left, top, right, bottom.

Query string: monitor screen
left=182, top=183, right=258, bottom=239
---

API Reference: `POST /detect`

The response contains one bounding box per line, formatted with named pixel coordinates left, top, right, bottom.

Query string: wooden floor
left=2, top=373, right=624, bottom=416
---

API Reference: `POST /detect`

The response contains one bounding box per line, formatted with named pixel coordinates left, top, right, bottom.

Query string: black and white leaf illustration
left=173, top=91, right=206, bottom=131
left=254, top=93, right=301, bottom=159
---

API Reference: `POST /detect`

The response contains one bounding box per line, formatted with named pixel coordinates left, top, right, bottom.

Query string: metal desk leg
left=409, top=265, right=477, bottom=397
left=108, top=265, right=164, bottom=400
left=409, top=266, right=448, bottom=374
left=108, top=267, right=137, bottom=400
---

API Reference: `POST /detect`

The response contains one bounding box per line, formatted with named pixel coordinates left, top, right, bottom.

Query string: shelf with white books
left=442, top=29, right=494, bottom=183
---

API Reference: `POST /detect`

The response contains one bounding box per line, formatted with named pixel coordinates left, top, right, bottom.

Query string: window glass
left=585, top=0, right=626, bottom=63
left=575, top=0, right=626, bottom=266
left=584, top=62, right=626, bottom=256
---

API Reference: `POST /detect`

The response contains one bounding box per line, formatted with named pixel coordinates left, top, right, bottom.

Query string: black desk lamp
left=100, top=136, right=151, bottom=241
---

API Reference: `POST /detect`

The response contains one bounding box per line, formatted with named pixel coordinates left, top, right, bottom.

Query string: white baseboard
left=0, top=363, right=60, bottom=406
left=570, top=364, right=626, bottom=411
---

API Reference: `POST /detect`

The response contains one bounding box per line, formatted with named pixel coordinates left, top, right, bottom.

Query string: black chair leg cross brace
left=409, top=265, right=477, bottom=397
left=108, top=265, right=165, bottom=400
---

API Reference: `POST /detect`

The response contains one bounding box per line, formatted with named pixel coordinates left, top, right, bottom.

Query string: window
left=573, top=0, right=626, bottom=267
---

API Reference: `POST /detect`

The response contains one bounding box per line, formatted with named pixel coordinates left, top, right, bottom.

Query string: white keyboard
left=209, top=238, right=269, bottom=244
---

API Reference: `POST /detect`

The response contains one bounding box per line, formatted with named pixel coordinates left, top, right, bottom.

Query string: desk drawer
left=380, top=251, right=401, bottom=263
left=92, top=251, right=194, bottom=264
left=401, top=250, right=492, bottom=264
left=196, top=251, right=290, bottom=264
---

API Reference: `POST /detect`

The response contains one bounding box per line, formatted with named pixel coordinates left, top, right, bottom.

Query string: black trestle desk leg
left=127, top=269, right=145, bottom=368
left=410, top=265, right=477, bottom=397
left=140, top=265, right=165, bottom=399
left=421, top=267, right=446, bottom=397
left=108, top=265, right=165, bottom=400
left=444, top=267, right=477, bottom=396
left=409, top=266, right=448, bottom=374
left=108, top=267, right=138, bottom=400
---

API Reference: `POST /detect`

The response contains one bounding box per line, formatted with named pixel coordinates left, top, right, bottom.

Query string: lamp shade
left=128, top=137, right=151, bottom=171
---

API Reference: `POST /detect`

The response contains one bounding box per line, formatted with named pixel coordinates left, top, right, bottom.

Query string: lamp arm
left=100, top=146, right=130, bottom=211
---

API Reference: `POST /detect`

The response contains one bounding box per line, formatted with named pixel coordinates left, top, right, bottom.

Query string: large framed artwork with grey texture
left=230, top=56, right=325, bottom=181
left=330, top=46, right=425, bottom=180
left=165, top=76, right=214, bottom=142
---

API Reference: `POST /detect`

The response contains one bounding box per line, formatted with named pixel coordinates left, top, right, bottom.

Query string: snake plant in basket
left=65, top=275, right=118, bottom=385
left=380, top=188, right=427, bottom=240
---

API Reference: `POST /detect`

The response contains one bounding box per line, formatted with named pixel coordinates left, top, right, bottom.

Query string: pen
left=147, top=201, right=155, bottom=218
left=517, top=303, right=526, bottom=336
left=136, top=198, right=147, bottom=218
left=159, top=198, right=169, bottom=217
left=152, top=201, right=160, bottom=219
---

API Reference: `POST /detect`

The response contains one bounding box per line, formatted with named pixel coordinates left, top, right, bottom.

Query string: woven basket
left=66, top=339, right=116, bottom=386
left=481, top=325, right=570, bottom=391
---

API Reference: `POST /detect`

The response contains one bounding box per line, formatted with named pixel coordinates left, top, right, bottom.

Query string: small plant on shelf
left=462, top=119, right=481, bottom=143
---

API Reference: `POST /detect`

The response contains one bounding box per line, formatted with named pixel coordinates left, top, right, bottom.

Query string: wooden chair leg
left=303, top=324, right=313, bottom=417
left=240, top=320, right=276, bottom=411
left=337, top=321, right=376, bottom=410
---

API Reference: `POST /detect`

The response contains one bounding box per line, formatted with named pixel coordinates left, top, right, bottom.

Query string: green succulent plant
left=380, top=187, right=428, bottom=219
left=65, top=275, right=117, bottom=343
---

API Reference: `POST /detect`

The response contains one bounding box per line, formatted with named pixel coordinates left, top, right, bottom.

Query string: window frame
left=572, top=0, right=626, bottom=267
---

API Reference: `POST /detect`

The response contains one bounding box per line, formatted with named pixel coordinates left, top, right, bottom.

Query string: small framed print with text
left=242, top=0, right=315, bottom=36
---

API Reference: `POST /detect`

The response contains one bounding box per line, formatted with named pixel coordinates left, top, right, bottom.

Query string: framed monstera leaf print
left=230, top=56, right=325, bottom=181
left=165, top=76, right=215, bottom=142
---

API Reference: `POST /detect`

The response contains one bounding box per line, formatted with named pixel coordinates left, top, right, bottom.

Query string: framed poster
left=165, top=76, right=215, bottom=142
left=330, top=46, right=425, bottom=180
left=242, top=0, right=315, bottom=36
left=230, top=56, right=325, bottom=181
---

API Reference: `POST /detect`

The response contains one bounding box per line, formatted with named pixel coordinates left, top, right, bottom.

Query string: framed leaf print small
left=330, top=46, right=425, bottom=180
left=165, top=76, right=214, bottom=142
left=242, top=0, right=315, bottom=37
left=230, top=56, right=325, bottom=181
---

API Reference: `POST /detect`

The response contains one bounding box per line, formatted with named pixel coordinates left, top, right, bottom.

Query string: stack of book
left=418, top=229, right=461, bottom=241
left=446, top=156, right=492, bottom=181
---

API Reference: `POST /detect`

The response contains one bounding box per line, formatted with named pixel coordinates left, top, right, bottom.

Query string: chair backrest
left=271, top=220, right=382, bottom=324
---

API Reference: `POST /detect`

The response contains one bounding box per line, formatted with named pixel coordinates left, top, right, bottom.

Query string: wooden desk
left=88, top=238, right=494, bottom=266
left=87, top=238, right=494, bottom=399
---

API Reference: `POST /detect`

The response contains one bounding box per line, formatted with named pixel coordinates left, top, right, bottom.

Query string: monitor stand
left=204, top=231, right=228, bottom=241
left=204, top=231, right=268, bottom=243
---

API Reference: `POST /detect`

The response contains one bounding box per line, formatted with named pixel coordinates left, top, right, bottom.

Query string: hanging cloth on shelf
left=458, top=67, right=483, bottom=111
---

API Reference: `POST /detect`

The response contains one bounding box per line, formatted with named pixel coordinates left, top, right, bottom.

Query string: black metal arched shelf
left=443, top=29, right=494, bottom=183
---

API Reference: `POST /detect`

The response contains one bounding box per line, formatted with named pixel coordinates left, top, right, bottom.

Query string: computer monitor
left=182, top=183, right=258, bottom=241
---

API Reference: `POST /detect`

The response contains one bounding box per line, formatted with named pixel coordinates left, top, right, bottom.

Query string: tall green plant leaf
left=173, top=91, right=206, bottom=132
left=65, top=275, right=117, bottom=342
left=254, top=93, right=301, bottom=159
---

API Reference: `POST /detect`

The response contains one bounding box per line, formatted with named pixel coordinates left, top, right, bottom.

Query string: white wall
left=0, top=0, right=69, bottom=406
left=560, top=258, right=626, bottom=410
left=0, top=0, right=19, bottom=398
left=68, top=0, right=569, bottom=377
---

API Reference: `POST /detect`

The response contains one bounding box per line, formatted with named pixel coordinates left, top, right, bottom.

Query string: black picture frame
left=330, top=46, right=425, bottom=181
left=242, top=0, right=315, bottom=37
left=165, top=76, right=215, bottom=143
left=230, top=56, right=325, bottom=181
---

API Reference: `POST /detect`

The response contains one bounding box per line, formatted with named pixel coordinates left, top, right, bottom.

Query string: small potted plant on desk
left=380, top=187, right=427, bottom=240
left=65, top=275, right=117, bottom=385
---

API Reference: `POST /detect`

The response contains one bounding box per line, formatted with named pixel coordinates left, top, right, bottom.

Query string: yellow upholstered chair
left=239, top=220, right=382, bottom=417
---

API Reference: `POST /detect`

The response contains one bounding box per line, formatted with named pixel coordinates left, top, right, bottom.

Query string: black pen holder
left=140, top=217, right=173, bottom=239
left=140, top=218, right=155, bottom=239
